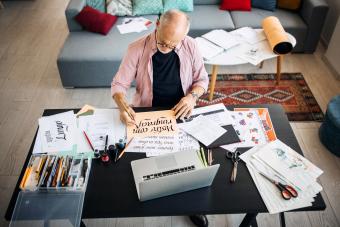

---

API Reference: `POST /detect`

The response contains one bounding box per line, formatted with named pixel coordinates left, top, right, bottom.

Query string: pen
left=20, top=162, right=33, bottom=189
left=104, top=135, right=108, bottom=154
left=117, top=137, right=134, bottom=161
left=121, top=102, right=138, bottom=127
left=83, top=131, right=95, bottom=152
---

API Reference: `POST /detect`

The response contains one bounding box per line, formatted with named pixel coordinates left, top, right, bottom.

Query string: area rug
left=198, top=73, right=324, bottom=121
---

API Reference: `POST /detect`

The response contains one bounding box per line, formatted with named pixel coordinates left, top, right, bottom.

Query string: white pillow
left=106, top=0, right=133, bottom=16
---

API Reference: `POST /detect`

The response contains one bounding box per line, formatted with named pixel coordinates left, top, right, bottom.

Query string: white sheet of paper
left=78, top=109, right=125, bottom=151
left=117, top=21, right=147, bottom=34
left=230, top=27, right=266, bottom=44
left=195, top=37, right=224, bottom=60
left=179, top=115, right=226, bottom=146
left=202, top=29, right=240, bottom=50
left=236, top=41, right=277, bottom=65
left=183, top=103, right=233, bottom=126
left=253, top=140, right=323, bottom=191
left=38, top=111, right=77, bottom=153
left=32, top=129, right=43, bottom=154
left=240, top=145, right=321, bottom=214
left=125, top=129, right=199, bottom=157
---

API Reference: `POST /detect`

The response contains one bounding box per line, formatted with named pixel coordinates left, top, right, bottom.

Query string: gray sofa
left=57, top=0, right=328, bottom=88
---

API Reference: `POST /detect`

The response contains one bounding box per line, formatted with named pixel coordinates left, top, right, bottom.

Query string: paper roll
left=262, top=16, right=293, bottom=55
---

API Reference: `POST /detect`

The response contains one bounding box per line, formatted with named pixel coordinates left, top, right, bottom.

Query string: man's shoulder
left=128, top=33, right=151, bottom=50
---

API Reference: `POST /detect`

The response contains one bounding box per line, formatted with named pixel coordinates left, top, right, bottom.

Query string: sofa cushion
left=75, top=6, right=118, bottom=35
left=86, top=0, right=105, bottom=12
left=277, top=0, right=301, bottom=10
left=252, top=0, right=276, bottom=11
left=132, top=0, right=163, bottom=15
left=231, top=8, right=307, bottom=51
left=163, top=0, right=193, bottom=12
left=220, top=0, right=251, bottom=11
left=106, top=0, right=133, bottom=16
left=193, top=0, right=220, bottom=5
left=187, top=5, right=235, bottom=37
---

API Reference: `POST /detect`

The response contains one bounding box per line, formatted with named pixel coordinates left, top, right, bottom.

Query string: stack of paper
left=240, top=139, right=323, bottom=214
left=230, top=27, right=266, bottom=44
left=202, top=29, right=240, bottom=50
left=117, top=17, right=152, bottom=34
left=195, top=37, right=224, bottom=60
left=125, top=129, right=200, bottom=157
left=221, top=110, right=272, bottom=151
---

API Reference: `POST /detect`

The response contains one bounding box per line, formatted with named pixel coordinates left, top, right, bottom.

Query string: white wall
left=324, top=17, right=340, bottom=79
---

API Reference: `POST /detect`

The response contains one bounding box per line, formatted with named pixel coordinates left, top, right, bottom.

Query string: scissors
left=258, top=171, right=298, bottom=200
left=226, top=150, right=241, bottom=183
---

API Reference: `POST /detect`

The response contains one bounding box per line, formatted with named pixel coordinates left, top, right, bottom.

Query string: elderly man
left=111, top=9, right=209, bottom=227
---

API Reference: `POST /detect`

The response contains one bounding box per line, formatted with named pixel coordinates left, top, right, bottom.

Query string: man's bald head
left=156, top=10, right=190, bottom=53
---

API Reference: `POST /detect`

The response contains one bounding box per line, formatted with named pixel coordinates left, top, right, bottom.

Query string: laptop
left=131, top=150, right=220, bottom=201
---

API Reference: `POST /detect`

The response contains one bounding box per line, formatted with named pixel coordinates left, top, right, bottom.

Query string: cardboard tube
left=262, top=16, right=293, bottom=55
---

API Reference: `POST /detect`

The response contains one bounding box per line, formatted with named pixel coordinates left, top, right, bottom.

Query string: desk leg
left=279, top=212, right=286, bottom=227
left=209, top=65, right=218, bottom=101
left=276, top=55, right=283, bottom=85
left=259, top=61, right=264, bottom=69
left=239, top=213, right=258, bottom=227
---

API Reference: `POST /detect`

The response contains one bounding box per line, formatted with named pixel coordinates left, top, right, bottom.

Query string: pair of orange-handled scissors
left=258, top=171, right=298, bottom=200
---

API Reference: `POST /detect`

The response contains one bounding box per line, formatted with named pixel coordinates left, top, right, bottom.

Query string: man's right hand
left=119, top=107, right=136, bottom=126
left=113, top=93, right=136, bottom=126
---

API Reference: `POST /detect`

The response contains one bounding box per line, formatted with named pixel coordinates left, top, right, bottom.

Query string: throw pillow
left=86, top=0, right=106, bottom=12
left=252, top=0, right=276, bottom=11
left=75, top=6, right=117, bottom=35
left=163, top=0, right=194, bottom=12
left=106, top=0, right=133, bottom=16
left=132, top=0, right=163, bottom=15
left=220, top=0, right=251, bottom=11
left=277, top=0, right=301, bottom=10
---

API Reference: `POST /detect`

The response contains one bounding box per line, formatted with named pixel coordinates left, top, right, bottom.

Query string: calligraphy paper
left=38, top=111, right=77, bottom=153
left=127, top=110, right=178, bottom=140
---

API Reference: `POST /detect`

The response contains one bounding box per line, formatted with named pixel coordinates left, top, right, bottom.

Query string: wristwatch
left=190, top=91, right=199, bottom=101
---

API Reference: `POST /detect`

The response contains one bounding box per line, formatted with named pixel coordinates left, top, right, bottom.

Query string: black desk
left=5, top=105, right=326, bottom=227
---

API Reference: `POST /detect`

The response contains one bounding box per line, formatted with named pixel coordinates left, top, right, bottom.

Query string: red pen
left=83, top=131, right=95, bottom=152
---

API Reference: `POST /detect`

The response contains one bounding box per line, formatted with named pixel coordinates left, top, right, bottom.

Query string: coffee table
left=5, top=105, right=325, bottom=227
left=203, top=30, right=296, bottom=101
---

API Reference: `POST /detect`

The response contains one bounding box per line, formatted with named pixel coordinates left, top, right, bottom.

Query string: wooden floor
left=0, top=0, right=340, bottom=226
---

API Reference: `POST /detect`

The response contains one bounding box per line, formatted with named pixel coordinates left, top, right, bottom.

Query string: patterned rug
left=198, top=73, right=324, bottom=121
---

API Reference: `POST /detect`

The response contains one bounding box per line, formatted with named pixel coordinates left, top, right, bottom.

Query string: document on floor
left=179, top=115, right=226, bottom=147
left=240, top=140, right=323, bottom=214
left=127, top=110, right=178, bottom=140
left=195, top=37, right=224, bottom=60
left=38, top=111, right=77, bottom=153
left=125, top=129, right=200, bottom=157
left=202, top=29, right=240, bottom=50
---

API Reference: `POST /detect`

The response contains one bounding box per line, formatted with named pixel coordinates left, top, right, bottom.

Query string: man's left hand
left=172, top=95, right=196, bottom=119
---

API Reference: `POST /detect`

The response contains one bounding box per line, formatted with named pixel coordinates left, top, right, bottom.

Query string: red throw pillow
left=75, top=6, right=117, bottom=35
left=220, top=0, right=251, bottom=11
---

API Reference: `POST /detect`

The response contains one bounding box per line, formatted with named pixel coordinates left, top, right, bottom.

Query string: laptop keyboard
left=143, top=165, right=196, bottom=181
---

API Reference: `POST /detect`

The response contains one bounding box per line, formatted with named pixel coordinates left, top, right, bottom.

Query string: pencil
left=200, top=147, right=208, bottom=167
left=20, top=166, right=32, bottom=189
left=83, top=131, right=95, bottom=152
left=117, top=137, right=134, bottom=160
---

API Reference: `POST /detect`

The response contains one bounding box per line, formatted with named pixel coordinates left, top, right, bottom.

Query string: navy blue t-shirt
left=152, top=50, right=184, bottom=107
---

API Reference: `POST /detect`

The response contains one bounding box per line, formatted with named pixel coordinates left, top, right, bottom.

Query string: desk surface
left=5, top=104, right=325, bottom=221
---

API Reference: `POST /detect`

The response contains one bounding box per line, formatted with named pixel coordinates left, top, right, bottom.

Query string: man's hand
left=113, top=93, right=136, bottom=126
left=172, top=94, right=196, bottom=119
left=119, top=107, right=136, bottom=126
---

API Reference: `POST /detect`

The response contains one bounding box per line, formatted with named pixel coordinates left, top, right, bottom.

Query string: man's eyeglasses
left=156, top=41, right=177, bottom=50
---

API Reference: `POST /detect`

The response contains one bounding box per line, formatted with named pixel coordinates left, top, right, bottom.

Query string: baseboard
left=322, top=55, right=340, bottom=80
